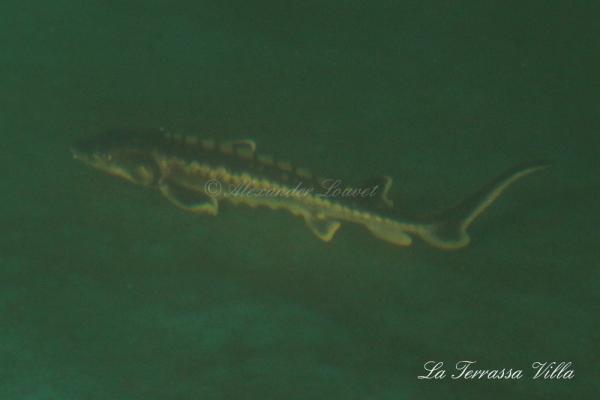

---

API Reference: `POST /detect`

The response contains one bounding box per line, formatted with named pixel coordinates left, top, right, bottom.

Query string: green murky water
left=1, top=1, right=597, bottom=399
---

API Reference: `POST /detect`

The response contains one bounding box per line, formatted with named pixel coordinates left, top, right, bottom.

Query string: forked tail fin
left=417, top=161, right=550, bottom=250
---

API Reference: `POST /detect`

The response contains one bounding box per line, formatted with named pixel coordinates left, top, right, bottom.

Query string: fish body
left=71, top=129, right=548, bottom=250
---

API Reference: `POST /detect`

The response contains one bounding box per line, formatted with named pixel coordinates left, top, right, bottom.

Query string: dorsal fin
left=354, top=175, right=394, bottom=208
left=221, top=139, right=256, bottom=152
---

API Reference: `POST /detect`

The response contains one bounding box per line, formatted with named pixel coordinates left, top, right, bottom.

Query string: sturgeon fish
left=71, top=129, right=548, bottom=250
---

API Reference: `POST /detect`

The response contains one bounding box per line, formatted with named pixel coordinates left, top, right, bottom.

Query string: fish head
left=71, top=130, right=160, bottom=186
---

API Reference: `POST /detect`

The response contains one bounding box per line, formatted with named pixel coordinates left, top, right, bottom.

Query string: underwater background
left=1, top=1, right=598, bottom=399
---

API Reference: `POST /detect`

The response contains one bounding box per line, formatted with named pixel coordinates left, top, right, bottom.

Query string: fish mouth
left=70, top=145, right=97, bottom=167
left=70, top=146, right=88, bottom=162
left=70, top=147, right=82, bottom=159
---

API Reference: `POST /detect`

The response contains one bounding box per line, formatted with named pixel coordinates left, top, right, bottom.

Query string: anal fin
left=365, top=222, right=412, bottom=246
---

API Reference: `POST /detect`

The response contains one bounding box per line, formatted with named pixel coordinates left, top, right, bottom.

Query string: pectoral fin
left=159, top=178, right=218, bottom=215
left=304, top=214, right=341, bottom=242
